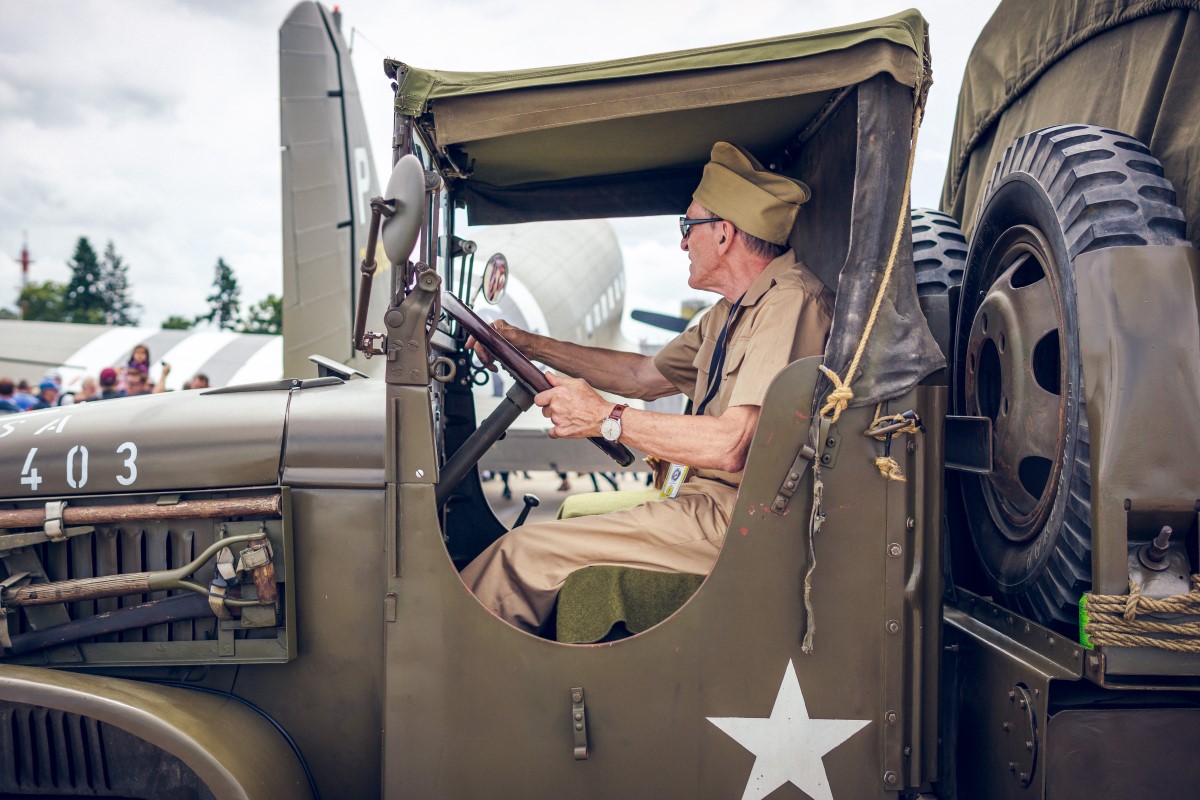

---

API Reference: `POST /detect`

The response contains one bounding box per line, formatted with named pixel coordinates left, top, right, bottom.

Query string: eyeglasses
left=679, top=216, right=722, bottom=239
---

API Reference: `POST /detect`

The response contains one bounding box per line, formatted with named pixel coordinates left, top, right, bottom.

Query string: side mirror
left=380, top=154, right=426, bottom=265
left=480, top=253, right=509, bottom=305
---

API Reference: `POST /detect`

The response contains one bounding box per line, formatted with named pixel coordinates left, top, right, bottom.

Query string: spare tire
left=912, top=208, right=967, bottom=296
left=911, top=208, right=967, bottom=360
left=952, top=124, right=1187, bottom=628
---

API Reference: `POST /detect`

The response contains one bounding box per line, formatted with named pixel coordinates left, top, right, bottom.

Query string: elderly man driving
left=463, top=141, right=834, bottom=633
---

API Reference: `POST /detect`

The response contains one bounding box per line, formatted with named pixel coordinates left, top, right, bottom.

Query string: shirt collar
left=738, top=249, right=797, bottom=309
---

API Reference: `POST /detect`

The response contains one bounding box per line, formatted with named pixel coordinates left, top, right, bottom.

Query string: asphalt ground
left=479, top=469, right=654, bottom=528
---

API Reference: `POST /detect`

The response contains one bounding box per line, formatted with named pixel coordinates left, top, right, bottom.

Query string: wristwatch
left=600, top=404, right=629, bottom=442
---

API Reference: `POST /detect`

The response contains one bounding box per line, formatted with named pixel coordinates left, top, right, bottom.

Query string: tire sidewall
left=955, top=172, right=1085, bottom=598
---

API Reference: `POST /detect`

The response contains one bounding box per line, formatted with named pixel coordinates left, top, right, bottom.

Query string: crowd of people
left=0, top=343, right=213, bottom=414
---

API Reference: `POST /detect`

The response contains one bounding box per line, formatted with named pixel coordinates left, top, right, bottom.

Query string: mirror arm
left=436, top=383, right=535, bottom=507
left=353, top=197, right=395, bottom=357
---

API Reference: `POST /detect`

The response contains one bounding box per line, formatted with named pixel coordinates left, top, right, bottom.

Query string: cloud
left=2, top=0, right=1000, bottom=329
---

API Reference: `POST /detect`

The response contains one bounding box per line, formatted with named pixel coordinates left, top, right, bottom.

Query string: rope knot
left=818, top=365, right=854, bottom=422
left=874, top=456, right=906, bottom=482
left=1124, top=580, right=1142, bottom=621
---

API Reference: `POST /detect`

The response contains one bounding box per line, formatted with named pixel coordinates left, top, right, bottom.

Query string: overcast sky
left=0, top=0, right=999, bottom=340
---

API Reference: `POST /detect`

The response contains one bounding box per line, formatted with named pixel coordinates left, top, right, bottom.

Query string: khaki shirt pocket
left=723, top=337, right=749, bottom=382
left=692, top=335, right=718, bottom=391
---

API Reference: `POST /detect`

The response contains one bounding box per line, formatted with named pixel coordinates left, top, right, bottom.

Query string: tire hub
left=965, top=225, right=1068, bottom=541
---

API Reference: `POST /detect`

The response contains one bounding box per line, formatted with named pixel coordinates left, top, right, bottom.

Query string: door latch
left=571, top=686, right=589, bottom=760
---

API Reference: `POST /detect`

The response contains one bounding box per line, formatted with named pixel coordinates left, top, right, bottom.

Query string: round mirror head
left=381, top=154, right=427, bottom=264
left=481, top=253, right=509, bottom=304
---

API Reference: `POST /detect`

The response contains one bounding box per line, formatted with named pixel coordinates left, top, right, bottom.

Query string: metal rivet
left=821, top=454, right=832, bottom=464
left=415, top=469, right=425, bottom=478
left=883, top=771, right=899, bottom=786
left=887, top=543, right=902, bottom=558
left=906, top=439, right=916, bottom=454
left=1025, top=740, right=1033, bottom=751
left=575, top=723, right=583, bottom=731
left=885, top=710, right=898, bottom=725
left=788, top=472, right=799, bottom=481
left=572, top=692, right=582, bottom=703
left=826, top=438, right=836, bottom=448
left=903, top=746, right=911, bottom=757
left=886, top=619, right=900, bottom=634
left=906, top=517, right=915, bottom=530
left=574, top=713, right=582, bottom=722
left=784, top=480, right=796, bottom=490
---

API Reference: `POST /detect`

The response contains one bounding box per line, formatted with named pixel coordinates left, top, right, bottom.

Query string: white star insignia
left=708, top=660, right=871, bottom=800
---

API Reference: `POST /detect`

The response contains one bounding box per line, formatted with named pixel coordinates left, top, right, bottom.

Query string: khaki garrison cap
left=692, top=142, right=811, bottom=245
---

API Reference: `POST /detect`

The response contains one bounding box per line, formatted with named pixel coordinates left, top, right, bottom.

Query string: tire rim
left=965, top=224, right=1068, bottom=541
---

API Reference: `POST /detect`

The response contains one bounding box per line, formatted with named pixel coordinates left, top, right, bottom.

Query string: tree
left=161, top=315, right=193, bottom=330
left=100, top=240, right=141, bottom=325
left=240, top=294, right=282, bottom=335
left=17, top=281, right=67, bottom=322
left=0, top=307, right=17, bottom=320
left=63, top=237, right=107, bottom=324
left=196, top=257, right=241, bottom=330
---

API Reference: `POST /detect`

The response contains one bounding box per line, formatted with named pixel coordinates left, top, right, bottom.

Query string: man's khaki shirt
left=652, top=250, right=834, bottom=487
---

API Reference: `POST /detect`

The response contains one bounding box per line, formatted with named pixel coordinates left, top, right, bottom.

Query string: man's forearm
left=525, top=334, right=665, bottom=400
left=615, top=406, right=759, bottom=474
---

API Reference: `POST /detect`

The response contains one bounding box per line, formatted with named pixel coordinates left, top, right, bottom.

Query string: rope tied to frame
left=817, top=104, right=924, bottom=425
left=1080, top=576, right=1200, bottom=653
left=865, top=407, right=924, bottom=482
left=801, top=97, right=925, bottom=655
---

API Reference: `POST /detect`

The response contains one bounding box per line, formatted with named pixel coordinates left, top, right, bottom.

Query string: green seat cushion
left=555, top=566, right=704, bottom=643
left=556, top=488, right=661, bottom=519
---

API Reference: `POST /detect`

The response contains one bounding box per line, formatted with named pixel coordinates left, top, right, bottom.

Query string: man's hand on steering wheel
left=467, top=319, right=532, bottom=372
left=535, top=372, right=611, bottom=439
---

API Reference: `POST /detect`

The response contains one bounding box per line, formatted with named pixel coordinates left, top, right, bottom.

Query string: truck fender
left=0, top=664, right=313, bottom=800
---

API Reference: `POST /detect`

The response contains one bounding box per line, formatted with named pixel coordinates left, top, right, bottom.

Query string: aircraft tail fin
left=279, top=2, right=386, bottom=377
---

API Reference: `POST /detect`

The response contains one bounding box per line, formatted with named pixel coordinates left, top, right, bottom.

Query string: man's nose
left=680, top=234, right=690, bottom=253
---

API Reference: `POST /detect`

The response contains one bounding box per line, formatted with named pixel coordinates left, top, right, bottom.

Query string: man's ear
left=716, top=222, right=735, bottom=255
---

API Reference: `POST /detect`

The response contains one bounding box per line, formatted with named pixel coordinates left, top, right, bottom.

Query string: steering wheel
left=441, top=291, right=635, bottom=467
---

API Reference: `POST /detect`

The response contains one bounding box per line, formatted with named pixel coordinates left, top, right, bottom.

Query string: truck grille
left=0, top=701, right=213, bottom=798
left=31, top=525, right=220, bottom=642
left=17, top=523, right=221, bottom=644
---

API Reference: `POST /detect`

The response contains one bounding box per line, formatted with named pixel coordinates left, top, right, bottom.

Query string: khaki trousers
left=460, top=478, right=738, bottom=633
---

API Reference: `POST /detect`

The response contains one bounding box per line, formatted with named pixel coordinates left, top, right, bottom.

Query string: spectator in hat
left=95, top=368, right=125, bottom=401
left=30, top=380, right=59, bottom=410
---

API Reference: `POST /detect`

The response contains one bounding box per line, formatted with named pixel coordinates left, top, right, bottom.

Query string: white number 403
left=18, top=442, right=138, bottom=492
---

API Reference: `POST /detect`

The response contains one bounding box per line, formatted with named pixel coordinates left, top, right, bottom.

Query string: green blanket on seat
left=556, top=566, right=705, bottom=643
left=553, top=489, right=704, bottom=643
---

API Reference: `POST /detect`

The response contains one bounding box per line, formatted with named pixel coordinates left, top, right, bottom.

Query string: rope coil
left=1081, top=576, right=1200, bottom=653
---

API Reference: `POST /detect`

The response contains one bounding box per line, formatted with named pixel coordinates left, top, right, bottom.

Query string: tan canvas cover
left=385, top=10, right=928, bottom=222
left=941, top=0, right=1200, bottom=245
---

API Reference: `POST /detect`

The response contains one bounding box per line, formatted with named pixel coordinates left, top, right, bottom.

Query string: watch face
left=600, top=417, right=621, bottom=442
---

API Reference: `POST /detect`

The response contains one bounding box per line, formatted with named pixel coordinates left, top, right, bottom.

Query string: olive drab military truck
left=1, top=3, right=1198, bottom=800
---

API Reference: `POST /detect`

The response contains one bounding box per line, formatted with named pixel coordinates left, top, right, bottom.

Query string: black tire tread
left=910, top=208, right=966, bottom=296
left=978, top=125, right=1187, bottom=261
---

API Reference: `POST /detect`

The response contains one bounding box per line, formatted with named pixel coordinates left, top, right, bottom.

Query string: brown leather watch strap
left=608, top=403, right=628, bottom=421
